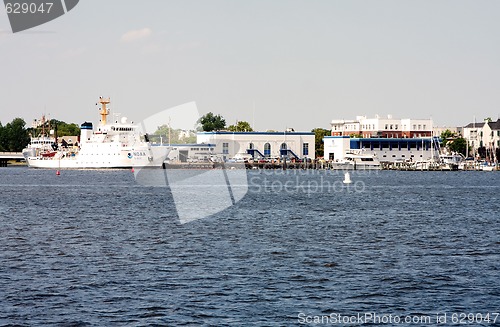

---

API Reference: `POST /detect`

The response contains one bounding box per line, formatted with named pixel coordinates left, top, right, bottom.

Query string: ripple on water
left=0, top=169, right=499, bottom=325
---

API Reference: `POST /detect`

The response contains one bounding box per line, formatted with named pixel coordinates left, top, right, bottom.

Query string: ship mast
left=98, top=97, right=110, bottom=125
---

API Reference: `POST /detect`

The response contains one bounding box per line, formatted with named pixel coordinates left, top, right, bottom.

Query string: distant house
left=462, top=119, right=500, bottom=152
left=59, top=135, right=79, bottom=146
left=484, top=119, right=500, bottom=149
left=462, top=121, right=485, bottom=150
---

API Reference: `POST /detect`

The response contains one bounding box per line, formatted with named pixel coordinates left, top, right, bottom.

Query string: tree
left=0, top=122, right=5, bottom=151
left=48, top=119, right=80, bottom=137
left=227, top=121, right=253, bottom=132
left=311, top=128, right=330, bottom=158
left=153, top=125, right=196, bottom=144
left=448, top=137, right=468, bottom=155
left=198, top=112, right=226, bottom=132
left=440, top=129, right=468, bottom=155
left=440, top=129, right=455, bottom=148
left=3, top=118, right=30, bottom=151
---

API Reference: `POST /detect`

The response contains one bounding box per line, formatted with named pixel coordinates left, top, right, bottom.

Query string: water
left=0, top=167, right=499, bottom=326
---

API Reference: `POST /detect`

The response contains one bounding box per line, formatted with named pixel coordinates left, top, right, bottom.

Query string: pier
left=0, top=152, right=24, bottom=167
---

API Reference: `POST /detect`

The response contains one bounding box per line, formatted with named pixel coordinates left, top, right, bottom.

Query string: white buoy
left=343, top=171, right=352, bottom=184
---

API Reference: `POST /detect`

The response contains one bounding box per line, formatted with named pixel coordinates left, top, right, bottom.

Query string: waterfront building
left=330, top=115, right=432, bottom=138
left=323, top=136, right=440, bottom=163
left=463, top=119, right=500, bottom=156
left=196, top=131, right=315, bottom=160
left=325, top=115, right=437, bottom=163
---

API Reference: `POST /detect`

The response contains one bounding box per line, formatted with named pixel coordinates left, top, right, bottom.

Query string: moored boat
left=330, top=151, right=381, bottom=170
left=27, top=97, right=170, bottom=169
left=22, top=115, right=57, bottom=159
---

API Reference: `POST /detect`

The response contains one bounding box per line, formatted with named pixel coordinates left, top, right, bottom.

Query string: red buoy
left=131, top=168, right=135, bottom=173
left=56, top=170, right=61, bottom=176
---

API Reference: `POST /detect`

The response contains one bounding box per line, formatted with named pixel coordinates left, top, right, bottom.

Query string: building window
left=223, top=142, right=229, bottom=154
left=303, top=143, right=309, bottom=156
left=423, top=124, right=426, bottom=130
left=413, top=124, right=416, bottom=130
left=280, top=143, right=287, bottom=150
left=390, top=124, right=393, bottom=130
left=264, top=143, right=271, bottom=156
left=248, top=143, right=254, bottom=149
left=385, top=124, right=388, bottom=129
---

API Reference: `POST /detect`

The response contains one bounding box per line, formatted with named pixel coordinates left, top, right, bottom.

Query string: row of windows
left=381, top=154, right=423, bottom=158
left=111, top=127, right=135, bottom=131
left=338, top=123, right=428, bottom=131
left=225, top=142, right=310, bottom=156
left=189, top=147, right=212, bottom=151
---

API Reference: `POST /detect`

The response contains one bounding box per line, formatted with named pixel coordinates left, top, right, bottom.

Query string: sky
left=1, top=0, right=500, bottom=131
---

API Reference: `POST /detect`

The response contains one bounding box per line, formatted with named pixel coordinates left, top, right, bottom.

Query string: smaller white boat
left=22, top=115, right=57, bottom=159
left=331, top=151, right=381, bottom=170
left=440, top=153, right=464, bottom=170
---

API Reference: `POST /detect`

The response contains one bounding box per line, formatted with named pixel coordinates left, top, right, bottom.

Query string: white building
left=330, top=115, right=433, bottom=138
left=196, top=131, right=315, bottom=160
left=463, top=119, right=500, bottom=156
left=323, top=136, right=440, bottom=163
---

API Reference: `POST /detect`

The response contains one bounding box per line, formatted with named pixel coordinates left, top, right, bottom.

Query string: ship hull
left=27, top=146, right=170, bottom=169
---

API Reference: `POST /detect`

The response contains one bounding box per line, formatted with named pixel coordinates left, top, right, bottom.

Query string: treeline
left=0, top=118, right=30, bottom=152
left=47, top=119, right=80, bottom=137
left=0, top=118, right=80, bottom=152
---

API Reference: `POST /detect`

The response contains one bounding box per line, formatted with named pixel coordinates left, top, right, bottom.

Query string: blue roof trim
left=151, top=143, right=216, bottom=147
left=354, top=137, right=439, bottom=142
left=324, top=136, right=438, bottom=141
left=198, top=131, right=314, bottom=136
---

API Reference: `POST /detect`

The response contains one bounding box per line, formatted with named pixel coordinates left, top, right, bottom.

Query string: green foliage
left=311, top=128, right=330, bottom=158
left=349, top=133, right=363, bottom=138
left=227, top=121, right=253, bottom=132
left=49, top=119, right=80, bottom=137
left=0, top=122, right=4, bottom=152
left=198, top=112, right=226, bottom=132
left=153, top=125, right=196, bottom=144
left=440, top=129, right=468, bottom=155
left=440, top=129, right=455, bottom=147
left=0, top=118, right=30, bottom=152
left=448, top=137, right=468, bottom=155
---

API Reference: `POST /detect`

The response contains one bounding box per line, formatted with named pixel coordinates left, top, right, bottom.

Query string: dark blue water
left=0, top=167, right=499, bottom=326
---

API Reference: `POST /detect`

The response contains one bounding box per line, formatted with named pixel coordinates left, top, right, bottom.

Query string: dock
left=0, top=152, right=24, bottom=167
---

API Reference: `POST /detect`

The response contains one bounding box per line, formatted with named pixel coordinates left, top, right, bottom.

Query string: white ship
left=22, top=115, right=57, bottom=159
left=27, top=97, right=169, bottom=169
